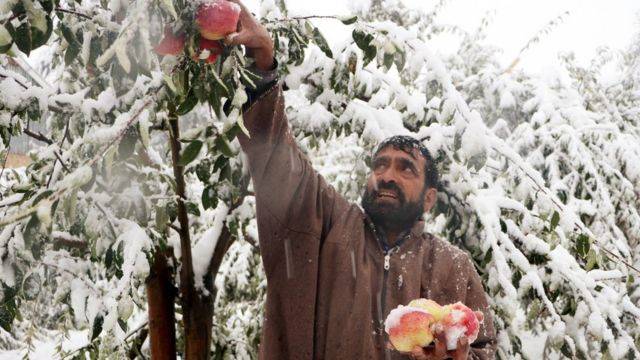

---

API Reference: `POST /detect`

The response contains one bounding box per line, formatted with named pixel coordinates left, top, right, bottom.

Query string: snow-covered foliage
left=1, top=0, right=639, bottom=358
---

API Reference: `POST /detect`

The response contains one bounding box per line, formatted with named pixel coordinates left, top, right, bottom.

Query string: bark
left=168, top=113, right=212, bottom=359
left=146, top=250, right=177, bottom=360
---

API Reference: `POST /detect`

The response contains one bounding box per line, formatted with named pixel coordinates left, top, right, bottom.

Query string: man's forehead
left=374, top=146, right=423, bottom=163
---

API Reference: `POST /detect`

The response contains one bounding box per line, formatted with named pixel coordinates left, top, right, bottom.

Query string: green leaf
left=195, top=158, right=212, bottom=182
left=549, top=211, right=560, bottom=231
left=176, top=89, right=198, bottom=115
left=383, top=52, right=394, bottom=70
left=91, top=315, right=104, bottom=341
left=12, top=22, right=32, bottom=56
left=64, top=41, right=80, bottom=66
left=394, top=50, right=406, bottom=72
left=576, top=234, right=590, bottom=258
left=312, top=27, right=333, bottom=58
left=22, top=272, right=41, bottom=300
left=201, top=185, right=218, bottom=210
left=214, top=136, right=234, bottom=157
left=178, top=140, right=203, bottom=166
left=499, top=219, right=507, bottom=233
left=340, top=15, right=358, bottom=25
left=23, top=215, right=40, bottom=248
left=525, top=298, right=541, bottom=325
left=585, top=249, right=598, bottom=271
left=38, top=0, right=54, bottom=13
left=467, top=150, right=487, bottom=171
left=60, top=23, right=77, bottom=45
left=0, top=42, right=12, bottom=54
left=352, top=29, right=376, bottom=65
left=213, top=155, right=228, bottom=172
left=186, top=202, right=200, bottom=216
left=236, top=114, right=250, bottom=138
left=30, top=15, right=53, bottom=49
left=155, top=205, right=169, bottom=233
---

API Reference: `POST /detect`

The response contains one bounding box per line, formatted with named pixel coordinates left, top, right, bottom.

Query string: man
left=225, top=1, right=497, bottom=359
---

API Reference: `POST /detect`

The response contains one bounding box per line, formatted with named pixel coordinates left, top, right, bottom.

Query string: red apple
left=439, top=302, right=482, bottom=350
left=385, top=305, right=435, bottom=353
left=193, top=38, right=223, bottom=64
left=196, top=0, right=241, bottom=40
left=154, top=28, right=186, bottom=56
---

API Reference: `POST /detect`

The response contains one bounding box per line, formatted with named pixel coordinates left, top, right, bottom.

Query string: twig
left=266, top=15, right=342, bottom=23
left=54, top=7, right=92, bottom=20
left=23, top=128, right=70, bottom=174
left=46, top=117, right=72, bottom=187
left=23, top=129, right=53, bottom=145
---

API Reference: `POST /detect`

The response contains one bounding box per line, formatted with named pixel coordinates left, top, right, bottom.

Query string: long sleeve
left=237, top=82, right=349, bottom=277
left=464, top=261, right=497, bottom=360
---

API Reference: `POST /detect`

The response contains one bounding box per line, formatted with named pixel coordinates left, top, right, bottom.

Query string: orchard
left=0, top=0, right=639, bottom=359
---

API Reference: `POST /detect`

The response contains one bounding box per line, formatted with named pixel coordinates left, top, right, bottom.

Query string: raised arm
left=225, top=1, right=349, bottom=276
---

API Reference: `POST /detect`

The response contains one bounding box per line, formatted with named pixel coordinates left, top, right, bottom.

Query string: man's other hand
left=223, top=0, right=274, bottom=70
left=401, top=333, right=470, bottom=360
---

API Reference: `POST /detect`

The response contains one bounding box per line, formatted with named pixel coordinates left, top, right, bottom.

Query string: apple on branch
left=196, top=0, right=241, bottom=40
left=193, top=38, right=223, bottom=63
left=154, top=27, right=186, bottom=56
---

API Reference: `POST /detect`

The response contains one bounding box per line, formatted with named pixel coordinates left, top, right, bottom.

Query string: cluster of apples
left=154, top=0, right=241, bottom=63
left=384, top=299, right=483, bottom=353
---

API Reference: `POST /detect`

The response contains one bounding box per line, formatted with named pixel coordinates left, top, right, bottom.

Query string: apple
left=196, top=0, right=241, bottom=40
left=154, top=28, right=186, bottom=56
left=439, top=302, right=482, bottom=350
left=194, top=38, right=223, bottom=64
left=385, top=305, right=435, bottom=353
left=408, top=298, right=451, bottom=322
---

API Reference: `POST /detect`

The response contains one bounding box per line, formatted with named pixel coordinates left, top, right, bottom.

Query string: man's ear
left=423, top=187, right=438, bottom=213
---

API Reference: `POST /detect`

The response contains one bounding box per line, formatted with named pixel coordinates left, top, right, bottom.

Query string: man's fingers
left=409, top=346, right=428, bottom=360
left=434, top=334, right=447, bottom=358
left=224, top=31, right=250, bottom=46
left=453, top=337, right=470, bottom=360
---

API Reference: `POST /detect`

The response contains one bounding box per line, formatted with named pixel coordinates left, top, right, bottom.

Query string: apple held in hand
left=385, top=299, right=484, bottom=353
left=384, top=306, right=435, bottom=352
left=408, top=298, right=450, bottom=322
left=439, top=302, right=482, bottom=351
left=154, top=28, right=186, bottom=56
left=196, top=0, right=241, bottom=40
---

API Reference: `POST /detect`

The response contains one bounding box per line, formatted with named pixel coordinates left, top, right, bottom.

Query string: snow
left=114, top=220, right=152, bottom=295
left=192, top=203, right=229, bottom=292
left=0, top=330, right=89, bottom=360
left=444, top=324, right=466, bottom=350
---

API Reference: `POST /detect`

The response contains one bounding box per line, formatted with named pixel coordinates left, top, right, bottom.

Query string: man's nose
left=375, top=166, right=398, bottom=184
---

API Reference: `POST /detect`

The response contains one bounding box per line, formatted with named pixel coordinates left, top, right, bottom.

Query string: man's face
left=361, top=146, right=437, bottom=231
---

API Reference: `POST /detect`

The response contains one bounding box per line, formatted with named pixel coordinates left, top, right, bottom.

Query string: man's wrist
left=252, top=41, right=275, bottom=71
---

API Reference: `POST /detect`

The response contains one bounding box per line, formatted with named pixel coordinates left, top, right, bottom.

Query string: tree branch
left=55, top=7, right=92, bottom=20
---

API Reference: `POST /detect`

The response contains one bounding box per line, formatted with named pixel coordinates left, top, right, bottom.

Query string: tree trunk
left=146, top=250, right=177, bottom=360
left=168, top=114, right=212, bottom=359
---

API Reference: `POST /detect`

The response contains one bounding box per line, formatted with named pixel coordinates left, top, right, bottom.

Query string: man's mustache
left=373, top=181, right=405, bottom=203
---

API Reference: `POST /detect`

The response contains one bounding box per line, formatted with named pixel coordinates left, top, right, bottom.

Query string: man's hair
left=372, top=135, right=439, bottom=190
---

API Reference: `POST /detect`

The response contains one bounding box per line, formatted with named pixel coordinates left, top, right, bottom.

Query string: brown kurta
left=238, top=83, right=497, bottom=359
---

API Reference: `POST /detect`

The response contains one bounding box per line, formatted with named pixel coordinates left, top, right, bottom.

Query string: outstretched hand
left=223, top=0, right=274, bottom=71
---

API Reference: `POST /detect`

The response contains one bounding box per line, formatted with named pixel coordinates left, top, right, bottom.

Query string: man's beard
left=361, top=181, right=425, bottom=232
